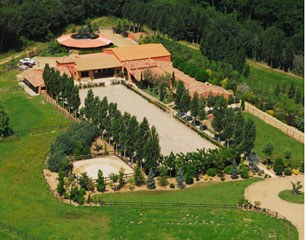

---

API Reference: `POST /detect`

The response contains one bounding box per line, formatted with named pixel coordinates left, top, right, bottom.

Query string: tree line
left=1, top=0, right=303, bottom=74
left=43, top=64, right=80, bottom=115
left=141, top=36, right=247, bottom=93
left=122, top=0, right=303, bottom=74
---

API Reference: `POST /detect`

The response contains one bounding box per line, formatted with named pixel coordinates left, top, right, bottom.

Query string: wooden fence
left=245, top=102, right=304, bottom=143
left=0, top=222, right=38, bottom=240
left=40, top=93, right=80, bottom=122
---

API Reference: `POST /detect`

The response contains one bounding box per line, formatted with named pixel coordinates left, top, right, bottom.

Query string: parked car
left=19, top=58, right=35, bottom=66
left=18, top=64, right=28, bottom=70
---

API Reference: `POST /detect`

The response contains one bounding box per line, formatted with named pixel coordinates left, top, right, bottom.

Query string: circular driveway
left=245, top=175, right=304, bottom=240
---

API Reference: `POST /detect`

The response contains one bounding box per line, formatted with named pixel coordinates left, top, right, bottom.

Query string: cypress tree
left=159, top=82, right=166, bottom=101
left=84, top=89, right=95, bottom=121
left=79, top=172, right=90, bottom=190
left=232, top=110, right=244, bottom=146
left=175, top=81, right=184, bottom=110
left=222, top=108, right=235, bottom=144
left=143, top=126, right=160, bottom=172
left=57, top=170, right=65, bottom=196
left=180, top=89, right=191, bottom=112
left=241, top=119, right=256, bottom=155
left=135, top=117, right=150, bottom=161
left=146, top=168, right=156, bottom=189
left=198, top=97, right=206, bottom=120
left=96, top=170, right=106, bottom=192
left=212, top=96, right=227, bottom=138
left=171, top=71, right=176, bottom=88
left=69, top=86, right=80, bottom=115
left=43, top=63, right=50, bottom=91
left=134, top=161, right=145, bottom=186
left=190, top=92, right=199, bottom=117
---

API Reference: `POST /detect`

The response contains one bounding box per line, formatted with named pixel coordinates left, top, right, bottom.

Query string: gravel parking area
left=79, top=85, right=217, bottom=155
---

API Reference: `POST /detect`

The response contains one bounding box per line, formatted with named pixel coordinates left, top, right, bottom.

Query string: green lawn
left=243, top=112, right=304, bottom=167
left=93, top=178, right=259, bottom=205
left=247, top=61, right=303, bottom=95
left=0, top=70, right=299, bottom=239
left=278, top=190, right=304, bottom=204
left=0, top=231, right=19, bottom=240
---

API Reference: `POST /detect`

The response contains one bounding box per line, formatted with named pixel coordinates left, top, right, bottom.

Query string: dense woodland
left=1, top=0, right=303, bottom=75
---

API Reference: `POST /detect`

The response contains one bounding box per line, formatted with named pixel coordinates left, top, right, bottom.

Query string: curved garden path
left=244, top=175, right=304, bottom=240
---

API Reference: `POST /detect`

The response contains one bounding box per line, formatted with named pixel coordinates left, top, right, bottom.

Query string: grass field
left=93, top=179, right=259, bottom=205
left=243, top=112, right=304, bottom=167
left=0, top=69, right=299, bottom=239
left=246, top=61, right=303, bottom=95
left=278, top=190, right=304, bottom=204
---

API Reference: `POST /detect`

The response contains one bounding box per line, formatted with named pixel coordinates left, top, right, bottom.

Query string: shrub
left=185, top=173, right=194, bottom=185
left=221, top=176, right=225, bottom=181
left=207, top=168, right=216, bottom=177
left=129, top=177, right=135, bottom=191
left=170, top=183, right=175, bottom=189
left=63, top=192, right=70, bottom=199
left=284, top=168, right=292, bottom=176
left=292, top=168, right=300, bottom=175
left=224, top=166, right=232, bottom=175
left=158, top=167, right=169, bottom=187
left=273, top=158, right=284, bottom=175
left=241, top=170, right=249, bottom=179
left=203, top=175, right=209, bottom=181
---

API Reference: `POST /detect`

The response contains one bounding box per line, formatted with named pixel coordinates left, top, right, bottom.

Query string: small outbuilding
left=20, top=69, right=45, bottom=94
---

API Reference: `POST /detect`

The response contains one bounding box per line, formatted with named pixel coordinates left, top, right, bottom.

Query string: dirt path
left=0, top=52, right=25, bottom=65
left=244, top=175, right=304, bottom=240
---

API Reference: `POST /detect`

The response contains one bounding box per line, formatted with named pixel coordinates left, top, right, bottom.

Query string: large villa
left=20, top=43, right=231, bottom=99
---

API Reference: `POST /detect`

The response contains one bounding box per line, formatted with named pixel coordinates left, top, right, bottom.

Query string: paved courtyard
left=79, top=85, right=217, bottom=155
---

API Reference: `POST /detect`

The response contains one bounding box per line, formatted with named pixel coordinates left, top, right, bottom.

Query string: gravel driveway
left=245, top=175, right=304, bottom=240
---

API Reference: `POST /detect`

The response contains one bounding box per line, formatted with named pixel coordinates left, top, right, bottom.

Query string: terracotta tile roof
left=154, top=60, right=232, bottom=98
left=55, top=66, right=72, bottom=78
left=74, top=53, right=122, bottom=71
left=130, top=67, right=165, bottom=81
left=57, top=33, right=112, bottom=49
left=125, top=59, right=157, bottom=70
left=21, top=69, right=44, bottom=88
left=105, top=43, right=171, bottom=61
left=56, top=56, right=74, bottom=64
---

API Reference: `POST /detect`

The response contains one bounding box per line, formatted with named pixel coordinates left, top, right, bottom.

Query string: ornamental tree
left=262, top=141, right=274, bottom=165
left=146, top=168, right=156, bottom=189
left=134, top=161, right=145, bottom=186
left=176, top=168, right=185, bottom=189
left=96, top=170, right=106, bottom=192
